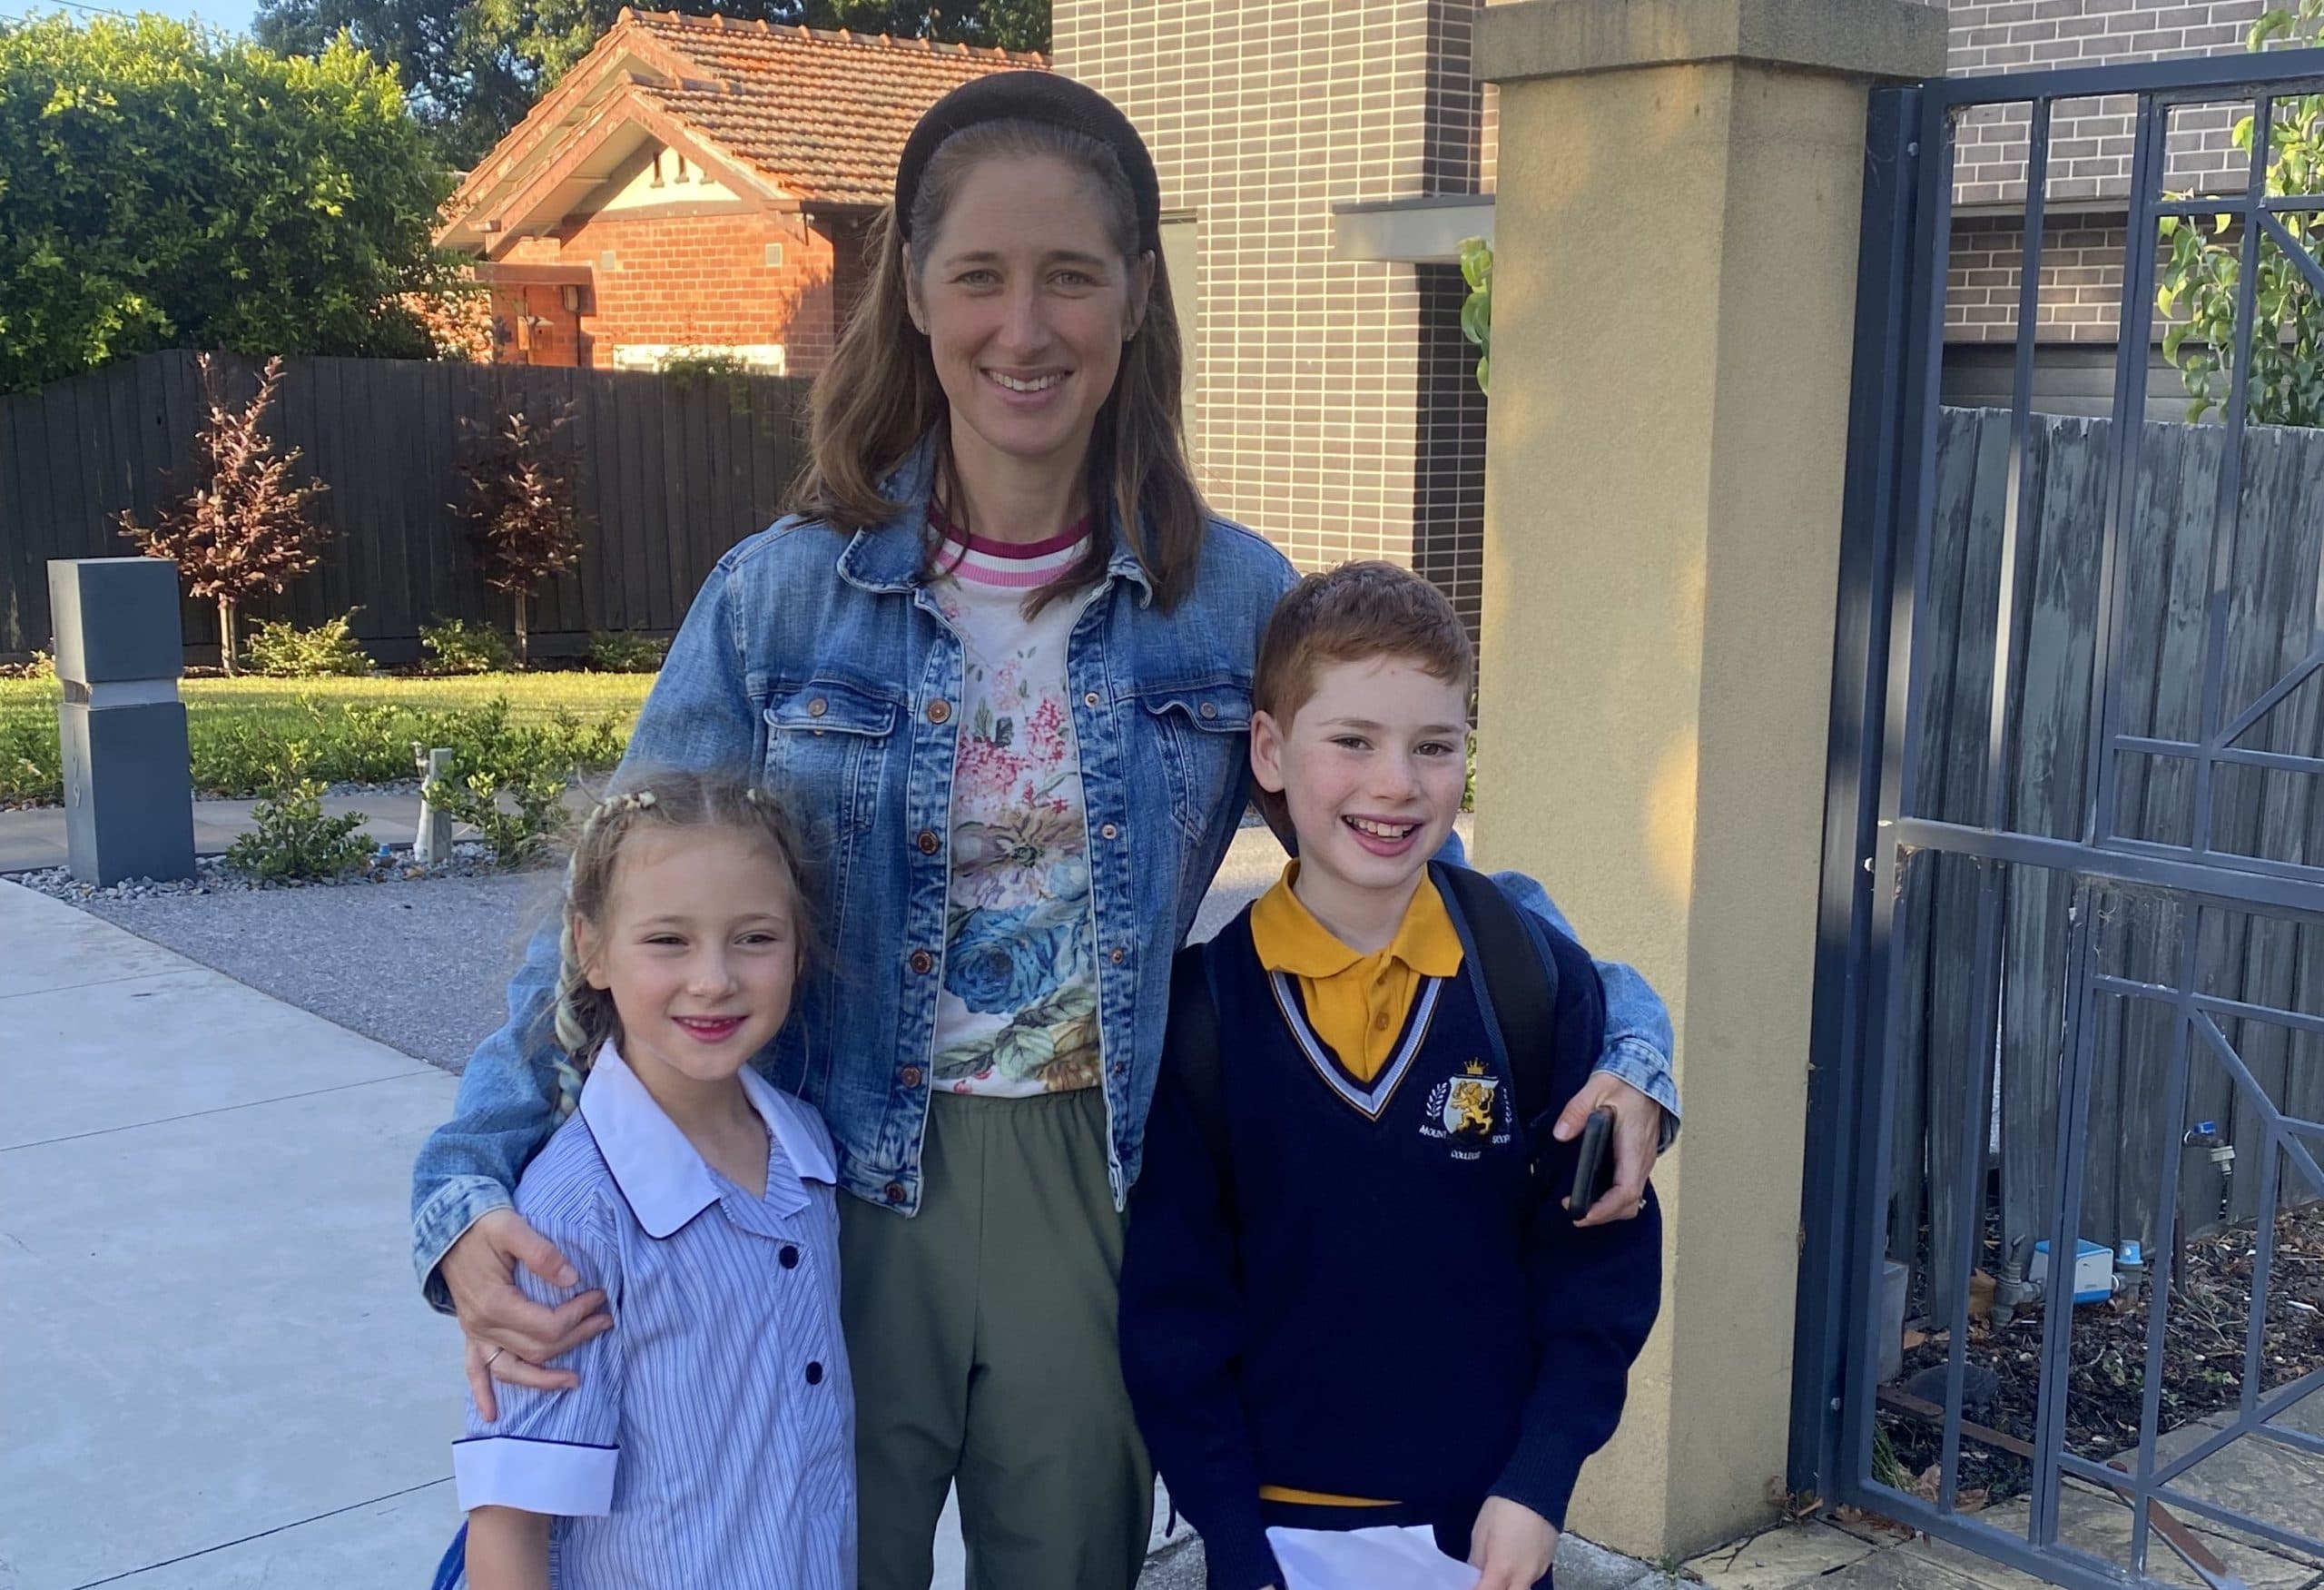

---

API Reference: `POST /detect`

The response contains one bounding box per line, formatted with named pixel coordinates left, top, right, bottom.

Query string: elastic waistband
left=928, top=1084, right=1104, bottom=1119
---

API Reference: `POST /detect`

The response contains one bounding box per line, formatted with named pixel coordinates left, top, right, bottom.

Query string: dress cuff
left=454, top=1435, right=618, bottom=1516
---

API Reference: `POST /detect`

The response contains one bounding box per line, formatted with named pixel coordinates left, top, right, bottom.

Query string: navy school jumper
left=1118, top=872, right=1664, bottom=1590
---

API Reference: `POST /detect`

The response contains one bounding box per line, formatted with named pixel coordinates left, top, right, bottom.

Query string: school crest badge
left=1427, top=1060, right=1499, bottom=1141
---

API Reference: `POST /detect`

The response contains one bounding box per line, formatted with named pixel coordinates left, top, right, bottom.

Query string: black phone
left=1569, top=1106, right=1617, bottom=1213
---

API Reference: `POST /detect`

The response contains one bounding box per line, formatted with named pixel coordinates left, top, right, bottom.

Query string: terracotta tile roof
left=509, top=11, right=1045, bottom=212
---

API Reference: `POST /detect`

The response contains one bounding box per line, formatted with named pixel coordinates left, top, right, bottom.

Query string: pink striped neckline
left=930, top=507, right=1091, bottom=590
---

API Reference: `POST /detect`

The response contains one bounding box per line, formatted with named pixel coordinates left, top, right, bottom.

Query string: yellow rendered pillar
left=1472, top=0, right=1945, bottom=1559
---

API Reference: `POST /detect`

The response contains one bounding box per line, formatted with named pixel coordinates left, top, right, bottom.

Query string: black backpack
left=1164, top=862, right=1560, bottom=1219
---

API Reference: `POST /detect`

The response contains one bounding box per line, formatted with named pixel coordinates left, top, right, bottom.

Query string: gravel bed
left=13, top=839, right=509, bottom=904
left=70, top=861, right=558, bottom=1072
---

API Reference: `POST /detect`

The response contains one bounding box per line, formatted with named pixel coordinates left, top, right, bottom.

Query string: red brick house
left=438, top=11, right=1044, bottom=373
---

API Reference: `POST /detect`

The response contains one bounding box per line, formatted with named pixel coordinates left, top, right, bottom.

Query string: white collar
left=578, top=1043, right=837, bottom=1239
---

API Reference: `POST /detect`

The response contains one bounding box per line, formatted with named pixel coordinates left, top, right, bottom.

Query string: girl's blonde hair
left=547, top=769, right=816, bottom=1117
left=791, top=117, right=1208, bottom=615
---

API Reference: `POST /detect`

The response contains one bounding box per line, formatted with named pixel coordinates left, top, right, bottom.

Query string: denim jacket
left=410, top=445, right=1679, bottom=1303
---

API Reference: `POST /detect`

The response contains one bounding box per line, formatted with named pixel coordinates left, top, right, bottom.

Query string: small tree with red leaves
left=118, top=354, right=331, bottom=675
left=455, top=408, right=582, bottom=667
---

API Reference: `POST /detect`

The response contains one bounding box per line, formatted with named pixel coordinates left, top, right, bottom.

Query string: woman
left=413, top=72, right=1677, bottom=1590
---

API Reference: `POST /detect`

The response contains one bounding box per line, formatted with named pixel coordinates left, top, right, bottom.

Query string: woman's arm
left=411, top=552, right=766, bottom=1397
left=465, top=1508, right=550, bottom=1590
left=1479, top=861, right=1679, bottom=1227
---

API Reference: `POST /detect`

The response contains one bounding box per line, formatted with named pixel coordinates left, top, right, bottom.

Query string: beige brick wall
left=1945, top=216, right=2152, bottom=341
left=1947, top=0, right=2270, bottom=208
left=1057, top=0, right=1491, bottom=630
left=1941, top=0, right=2283, bottom=344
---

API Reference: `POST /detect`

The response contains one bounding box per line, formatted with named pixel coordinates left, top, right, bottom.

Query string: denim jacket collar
left=832, top=430, right=1154, bottom=604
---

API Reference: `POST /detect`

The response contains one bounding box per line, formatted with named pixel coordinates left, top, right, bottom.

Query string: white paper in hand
left=1265, top=1524, right=1483, bottom=1590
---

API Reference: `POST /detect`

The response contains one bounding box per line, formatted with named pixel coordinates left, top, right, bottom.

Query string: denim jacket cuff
left=414, top=1176, right=517, bottom=1315
left=1592, top=1036, right=1682, bottom=1152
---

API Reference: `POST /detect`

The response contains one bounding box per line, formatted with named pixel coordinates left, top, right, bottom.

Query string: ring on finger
left=484, top=1346, right=507, bottom=1368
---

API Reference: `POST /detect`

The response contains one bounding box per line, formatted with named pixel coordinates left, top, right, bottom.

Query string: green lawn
left=0, top=671, right=655, bottom=805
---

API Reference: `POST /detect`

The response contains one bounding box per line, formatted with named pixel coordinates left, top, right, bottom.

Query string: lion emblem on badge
left=1440, top=1060, right=1498, bottom=1139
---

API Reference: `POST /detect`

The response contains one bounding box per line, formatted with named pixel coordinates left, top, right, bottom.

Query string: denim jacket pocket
left=1136, top=680, right=1253, bottom=843
left=763, top=676, right=901, bottom=837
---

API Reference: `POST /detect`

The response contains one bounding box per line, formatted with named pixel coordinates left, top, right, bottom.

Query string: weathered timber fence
left=0, top=351, right=810, bottom=665
left=1893, top=406, right=2324, bottom=1316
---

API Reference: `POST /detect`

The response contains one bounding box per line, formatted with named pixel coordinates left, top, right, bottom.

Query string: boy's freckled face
left=577, top=827, right=800, bottom=1089
left=1251, top=657, right=1472, bottom=907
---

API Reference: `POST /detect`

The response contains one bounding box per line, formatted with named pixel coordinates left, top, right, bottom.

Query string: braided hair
left=547, top=769, right=817, bottom=1120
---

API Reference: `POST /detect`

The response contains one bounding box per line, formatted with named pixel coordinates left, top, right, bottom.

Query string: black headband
left=894, top=71, right=1161, bottom=255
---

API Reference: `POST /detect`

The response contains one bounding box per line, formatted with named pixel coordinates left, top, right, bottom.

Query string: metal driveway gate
left=1795, top=45, right=2324, bottom=1590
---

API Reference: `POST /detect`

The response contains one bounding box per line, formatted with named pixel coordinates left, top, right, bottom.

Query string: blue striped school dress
left=448, top=1043, right=854, bottom=1589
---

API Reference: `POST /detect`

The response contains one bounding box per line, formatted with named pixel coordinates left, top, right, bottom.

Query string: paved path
left=0, top=881, right=463, bottom=1589
left=0, top=792, right=428, bottom=875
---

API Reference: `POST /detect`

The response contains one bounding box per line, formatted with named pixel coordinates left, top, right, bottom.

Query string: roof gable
left=440, top=10, right=1047, bottom=250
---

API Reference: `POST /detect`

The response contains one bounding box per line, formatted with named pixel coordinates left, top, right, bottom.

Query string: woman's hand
left=1551, top=1073, right=1663, bottom=1228
left=444, top=1208, right=612, bottom=1420
left=1470, top=1496, right=1558, bottom=1590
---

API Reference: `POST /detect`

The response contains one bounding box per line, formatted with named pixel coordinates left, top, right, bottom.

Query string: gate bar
left=2190, top=94, right=2275, bottom=864
left=1888, top=817, right=2324, bottom=924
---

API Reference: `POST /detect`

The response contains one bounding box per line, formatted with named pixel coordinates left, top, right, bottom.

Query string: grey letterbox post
left=49, top=558, right=197, bottom=885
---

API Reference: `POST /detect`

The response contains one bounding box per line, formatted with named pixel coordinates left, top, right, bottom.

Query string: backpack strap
left=1433, top=862, right=1561, bottom=1142
left=1165, top=939, right=1237, bottom=1223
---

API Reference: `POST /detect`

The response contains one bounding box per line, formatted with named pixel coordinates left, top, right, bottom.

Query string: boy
left=1118, top=563, right=1665, bottom=1590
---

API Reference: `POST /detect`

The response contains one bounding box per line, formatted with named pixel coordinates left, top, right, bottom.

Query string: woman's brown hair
left=791, top=117, right=1207, bottom=614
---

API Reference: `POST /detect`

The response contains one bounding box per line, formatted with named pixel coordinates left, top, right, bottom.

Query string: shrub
left=586, top=630, right=666, bottom=672
left=455, top=409, right=582, bottom=665
left=115, top=354, right=331, bottom=674
left=225, top=778, right=372, bottom=880
left=244, top=611, right=371, bottom=677
left=0, top=651, right=54, bottom=681
left=425, top=764, right=566, bottom=866
left=421, top=617, right=516, bottom=676
left=0, top=712, right=61, bottom=804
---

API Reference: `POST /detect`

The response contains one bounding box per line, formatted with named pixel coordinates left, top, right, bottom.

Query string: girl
left=437, top=772, right=850, bottom=1590
left=417, top=70, right=1675, bottom=1590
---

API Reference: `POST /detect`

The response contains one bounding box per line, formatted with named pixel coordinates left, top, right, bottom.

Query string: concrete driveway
left=0, top=881, right=464, bottom=1589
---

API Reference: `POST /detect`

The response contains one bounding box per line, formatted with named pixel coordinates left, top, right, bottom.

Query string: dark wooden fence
left=1895, top=407, right=2324, bottom=1318
left=0, top=351, right=810, bottom=665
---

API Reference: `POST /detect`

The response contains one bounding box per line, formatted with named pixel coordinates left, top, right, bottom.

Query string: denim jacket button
left=1109, top=946, right=1126, bottom=964
left=806, top=697, right=828, bottom=717
left=909, top=950, right=934, bottom=975
left=1100, top=823, right=1118, bottom=840
left=883, top=1181, right=907, bottom=1205
left=926, top=699, right=951, bottom=725
left=916, top=830, right=940, bottom=854
left=901, top=1066, right=923, bottom=1089
left=1199, top=701, right=1218, bottom=719
left=1083, top=690, right=1101, bottom=708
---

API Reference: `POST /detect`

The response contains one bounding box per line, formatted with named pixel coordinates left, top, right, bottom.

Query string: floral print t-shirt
left=929, top=518, right=1103, bottom=1097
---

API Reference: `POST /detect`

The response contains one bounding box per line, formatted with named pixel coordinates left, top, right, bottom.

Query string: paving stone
left=1687, top=1521, right=1883, bottom=1590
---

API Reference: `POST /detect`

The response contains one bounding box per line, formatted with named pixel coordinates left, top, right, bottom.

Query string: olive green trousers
left=840, top=1087, right=1154, bottom=1590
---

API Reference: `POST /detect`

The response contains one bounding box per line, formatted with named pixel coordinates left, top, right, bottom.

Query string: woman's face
left=906, top=153, right=1152, bottom=486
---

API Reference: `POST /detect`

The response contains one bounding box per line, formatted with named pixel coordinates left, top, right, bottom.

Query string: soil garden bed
left=1878, top=1202, right=2324, bottom=1500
